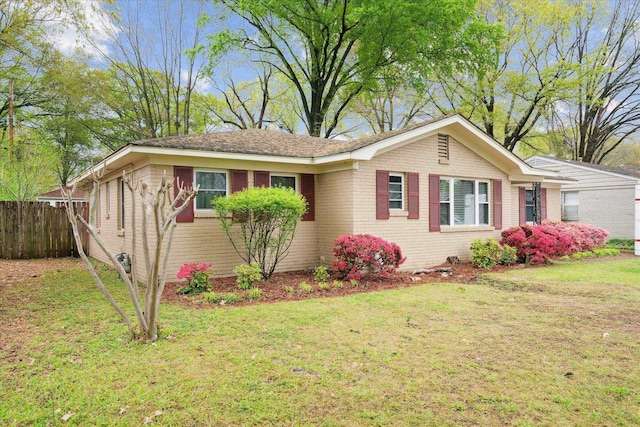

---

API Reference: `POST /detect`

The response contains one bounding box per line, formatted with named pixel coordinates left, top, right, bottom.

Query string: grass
left=1, top=258, right=640, bottom=425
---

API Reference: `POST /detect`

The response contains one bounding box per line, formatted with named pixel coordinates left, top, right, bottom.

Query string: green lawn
left=1, top=258, right=639, bottom=426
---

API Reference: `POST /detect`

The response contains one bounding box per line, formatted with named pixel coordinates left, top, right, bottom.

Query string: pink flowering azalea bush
left=501, top=222, right=608, bottom=264
left=332, top=234, right=406, bottom=280
left=176, top=262, right=213, bottom=294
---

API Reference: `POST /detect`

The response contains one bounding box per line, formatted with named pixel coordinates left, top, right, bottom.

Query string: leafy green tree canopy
left=208, top=0, right=501, bottom=137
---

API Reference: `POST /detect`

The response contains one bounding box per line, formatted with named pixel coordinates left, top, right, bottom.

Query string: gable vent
left=437, top=134, right=449, bottom=160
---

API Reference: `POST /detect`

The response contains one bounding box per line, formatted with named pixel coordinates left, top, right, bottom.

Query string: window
left=195, top=170, right=227, bottom=210
left=389, top=173, right=404, bottom=210
left=117, top=178, right=125, bottom=230
left=525, top=189, right=534, bottom=222
left=439, top=178, right=490, bottom=226
left=270, top=174, right=296, bottom=190
left=105, top=181, right=110, bottom=217
left=562, top=191, right=579, bottom=219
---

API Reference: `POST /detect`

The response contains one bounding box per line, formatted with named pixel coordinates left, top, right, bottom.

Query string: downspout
left=635, top=184, right=640, bottom=256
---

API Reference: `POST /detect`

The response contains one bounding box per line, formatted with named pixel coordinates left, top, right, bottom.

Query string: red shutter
left=231, top=170, right=248, bottom=193
left=519, top=187, right=526, bottom=225
left=407, top=172, right=419, bottom=219
left=493, top=179, right=502, bottom=230
left=174, top=166, right=194, bottom=223
left=541, top=188, right=547, bottom=220
left=429, top=174, right=440, bottom=232
left=254, top=171, right=270, bottom=187
left=376, top=170, right=389, bottom=220
left=301, top=174, right=315, bottom=221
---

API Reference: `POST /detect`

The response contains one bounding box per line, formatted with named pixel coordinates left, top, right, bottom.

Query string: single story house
left=527, top=155, right=640, bottom=255
left=37, top=187, right=86, bottom=206
left=73, top=114, right=564, bottom=277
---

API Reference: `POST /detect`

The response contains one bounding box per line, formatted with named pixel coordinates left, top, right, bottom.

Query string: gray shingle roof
left=130, top=116, right=447, bottom=158
left=537, top=156, right=640, bottom=179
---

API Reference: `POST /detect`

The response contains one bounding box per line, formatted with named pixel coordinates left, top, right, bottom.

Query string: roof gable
left=527, top=155, right=640, bottom=181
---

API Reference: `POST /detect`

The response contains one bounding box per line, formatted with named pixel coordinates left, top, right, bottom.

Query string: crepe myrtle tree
left=213, top=186, right=306, bottom=279
left=62, top=171, right=198, bottom=342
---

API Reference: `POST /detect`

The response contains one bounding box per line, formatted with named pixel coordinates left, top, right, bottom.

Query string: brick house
left=527, top=155, right=640, bottom=255
left=74, top=114, right=563, bottom=276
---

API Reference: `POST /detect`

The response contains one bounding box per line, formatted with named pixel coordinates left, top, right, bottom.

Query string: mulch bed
left=161, top=261, right=523, bottom=309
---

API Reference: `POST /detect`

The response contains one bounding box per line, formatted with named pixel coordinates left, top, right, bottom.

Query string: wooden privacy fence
left=0, top=201, right=89, bottom=259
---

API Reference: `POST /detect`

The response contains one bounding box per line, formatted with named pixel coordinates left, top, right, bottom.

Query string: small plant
left=202, top=292, right=222, bottom=304
left=593, top=248, right=620, bottom=257
left=234, top=262, right=263, bottom=290
left=246, top=287, right=263, bottom=300
left=350, top=279, right=359, bottom=288
left=317, top=282, right=329, bottom=291
left=284, top=286, right=295, bottom=293
left=298, top=281, right=314, bottom=293
left=176, top=262, right=213, bottom=295
left=606, top=238, right=633, bottom=250
left=332, top=280, right=344, bottom=289
left=222, top=292, right=243, bottom=304
left=313, top=265, right=330, bottom=282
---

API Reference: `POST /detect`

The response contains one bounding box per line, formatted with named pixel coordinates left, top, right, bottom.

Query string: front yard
left=1, top=257, right=639, bottom=425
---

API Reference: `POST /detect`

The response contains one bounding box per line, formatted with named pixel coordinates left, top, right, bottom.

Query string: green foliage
left=313, top=265, right=330, bottom=282
left=233, top=262, right=263, bottom=290
left=203, top=292, right=222, bottom=304
left=246, top=287, right=263, bottom=300
left=593, top=248, right=620, bottom=257
left=607, top=239, right=634, bottom=251
left=350, top=279, right=359, bottom=288
left=317, top=282, right=329, bottom=291
left=214, top=186, right=306, bottom=279
left=298, top=281, right=313, bottom=293
left=284, top=286, right=295, bottom=293
left=470, top=238, right=517, bottom=270
left=211, top=0, right=500, bottom=137
left=222, top=292, right=243, bottom=304
left=332, top=280, right=344, bottom=289
left=177, top=270, right=212, bottom=295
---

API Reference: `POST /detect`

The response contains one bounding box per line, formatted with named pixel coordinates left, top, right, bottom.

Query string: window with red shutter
left=376, top=170, right=390, bottom=220
left=254, top=171, right=270, bottom=187
left=300, top=174, right=315, bottom=221
left=407, top=172, right=419, bottom=219
left=231, top=170, right=248, bottom=193
left=174, top=166, right=194, bottom=223
left=429, top=174, right=440, bottom=231
left=493, top=179, right=502, bottom=230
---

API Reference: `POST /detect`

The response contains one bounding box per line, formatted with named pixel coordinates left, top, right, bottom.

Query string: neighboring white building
left=526, top=155, right=640, bottom=255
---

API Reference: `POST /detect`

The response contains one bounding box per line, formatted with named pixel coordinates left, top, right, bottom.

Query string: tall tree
left=549, top=0, right=640, bottom=164
left=80, top=0, right=212, bottom=146
left=431, top=0, right=574, bottom=152
left=209, top=0, right=500, bottom=138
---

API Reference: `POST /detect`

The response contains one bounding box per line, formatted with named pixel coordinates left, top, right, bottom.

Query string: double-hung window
left=195, top=170, right=227, bottom=210
left=439, top=178, right=490, bottom=226
left=525, top=189, right=534, bottom=222
left=389, top=173, right=404, bottom=210
left=270, top=174, right=296, bottom=190
left=562, top=191, right=579, bottom=220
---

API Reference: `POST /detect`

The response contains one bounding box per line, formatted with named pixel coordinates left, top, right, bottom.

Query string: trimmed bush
left=501, top=222, right=609, bottom=264
left=213, top=186, right=307, bottom=279
left=332, top=234, right=406, bottom=280
left=470, top=238, right=517, bottom=269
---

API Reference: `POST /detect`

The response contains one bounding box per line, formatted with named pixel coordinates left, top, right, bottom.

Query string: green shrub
left=332, top=280, right=344, bottom=289
left=203, top=292, right=222, bottom=304
left=246, top=287, right=263, bottom=300
left=284, top=286, right=295, bottom=293
left=470, top=238, right=516, bottom=269
left=223, top=292, right=243, bottom=304
left=234, top=262, right=263, bottom=290
left=214, top=187, right=307, bottom=279
left=313, top=265, right=330, bottom=282
left=606, top=238, right=634, bottom=250
left=571, top=251, right=594, bottom=260
left=298, top=281, right=314, bottom=293
left=350, top=279, right=359, bottom=288
left=317, top=282, right=329, bottom=291
left=593, top=248, right=620, bottom=257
